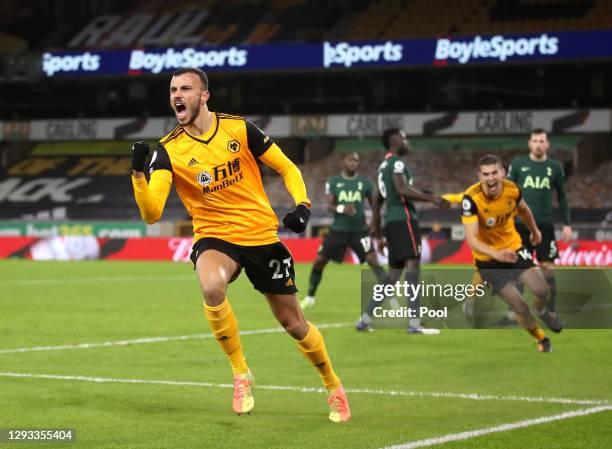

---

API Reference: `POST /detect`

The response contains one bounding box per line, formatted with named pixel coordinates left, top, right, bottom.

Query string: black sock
left=365, top=297, right=378, bottom=317
left=372, top=265, right=386, bottom=284
left=366, top=270, right=401, bottom=319
left=366, top=272, right=392, bottom=317
left=405, top=270, right=420, bottom=323
left=308, top=267, right=323, bottom=297
left=546, top=275, right=557, bottom=312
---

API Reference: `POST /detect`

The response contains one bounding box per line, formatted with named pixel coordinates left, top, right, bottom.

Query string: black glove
left=282, top=204, right=311, bottom=233
left=131, top=141, right=150, bottom=172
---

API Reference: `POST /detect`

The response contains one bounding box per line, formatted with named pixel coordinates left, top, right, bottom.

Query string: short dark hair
left=381, top=128, right=401, bottom=150
left=172, top=67, right=209, bottom=90
left=530, top=128, right=547, bottom=137
left=478, top=154, right=502, bottom=167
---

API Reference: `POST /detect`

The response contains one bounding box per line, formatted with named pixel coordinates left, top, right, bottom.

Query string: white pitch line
left=380, top=405, right=612, bottom=449
left=333, top=387, right=612, bottom=406
left=0, top=372, right=609, bottom=407
left=0, top=274, right=194, bottom=286
left=0, top=322, right=350, bottom=354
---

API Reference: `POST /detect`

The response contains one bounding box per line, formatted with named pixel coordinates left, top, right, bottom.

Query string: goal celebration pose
left=461, top=154, right=563, bottom=352
left=130, top=67, right=351, bottom=422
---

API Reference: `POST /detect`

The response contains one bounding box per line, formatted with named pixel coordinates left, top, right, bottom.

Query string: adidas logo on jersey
left=188, top=157, right=199, bottom=166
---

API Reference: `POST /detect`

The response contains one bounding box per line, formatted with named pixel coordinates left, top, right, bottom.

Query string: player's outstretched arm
left=371, top=190, right=386, bottom=254
left=441, top=192, right=463, bottom=205
left=130, top=141, right=172, bottom=224
left=370, top=190, right=384, bottom=239
left=392, top=174, right=449, bottom=208
left=259, top=143, right=311, bottom=232
left=259, top=144, right=310, bottom=207
left=516, top=199, right=542, bottom=246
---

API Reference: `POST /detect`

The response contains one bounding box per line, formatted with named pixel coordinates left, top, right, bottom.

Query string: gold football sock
left=528, top=327, right=546, bottom=341
left=515, top=313, right=546, bottom=341
left=296, top=323, right=341, bottom=390
left=204, top=299, right=248, bottom=375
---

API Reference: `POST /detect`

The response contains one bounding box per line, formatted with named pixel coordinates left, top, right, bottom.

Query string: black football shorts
left=475, top=246, right=537, bottom=294
left=515, top=221, right=559, bottom=262
left=190, top=237, right=298, bottom=294
left=319, top=230, right=373, bottom=263
left=384, top=219, right=422, bottom=268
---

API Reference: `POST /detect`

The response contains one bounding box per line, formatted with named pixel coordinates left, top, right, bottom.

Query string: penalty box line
left=0, top=372, right=610, bottom=407
left=0, top=322, right=351, bottom=355
left=379, top=405, right=612, bottom=449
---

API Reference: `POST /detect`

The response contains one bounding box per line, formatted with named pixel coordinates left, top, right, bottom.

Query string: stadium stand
left=5, top=0, right=612, bottom=51
left=321, top=0, right=612, bottom=41
left=3, top=138, right=609, bottom=224
left=0, top=142, right=184, bottom=221
left=240, top=143, right=612, bottom=217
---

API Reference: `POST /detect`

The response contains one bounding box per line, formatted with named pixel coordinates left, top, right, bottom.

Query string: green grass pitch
left=1, top=260, right=611, bottom=449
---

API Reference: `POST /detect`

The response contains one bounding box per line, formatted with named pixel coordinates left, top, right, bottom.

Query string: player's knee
left=279, top=315, right=307, bottom=339
left=201, top=284, right=226, bottom=305
left=531, top=283, right=550, bottom=301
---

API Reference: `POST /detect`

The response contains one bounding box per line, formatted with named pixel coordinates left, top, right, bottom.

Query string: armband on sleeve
left=460, top=194, right=478, bottom=223
left=245, top=120, right=273, bottom=157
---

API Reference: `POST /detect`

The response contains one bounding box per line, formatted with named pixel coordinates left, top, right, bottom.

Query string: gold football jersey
left=151, top=113, right=279, bottom=246
left=461, top=179, right=523, bottom=261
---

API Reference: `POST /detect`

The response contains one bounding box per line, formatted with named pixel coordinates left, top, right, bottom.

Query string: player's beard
left=177, top=103, right=200, bottom=126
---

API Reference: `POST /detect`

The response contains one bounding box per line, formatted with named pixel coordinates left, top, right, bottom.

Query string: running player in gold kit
left=130, top=68, right=350, bottom=422
left=461, top=154, right=563, bottom=352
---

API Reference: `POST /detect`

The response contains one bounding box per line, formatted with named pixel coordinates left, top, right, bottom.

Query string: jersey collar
left=183, top=112, right=220, bottom=145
